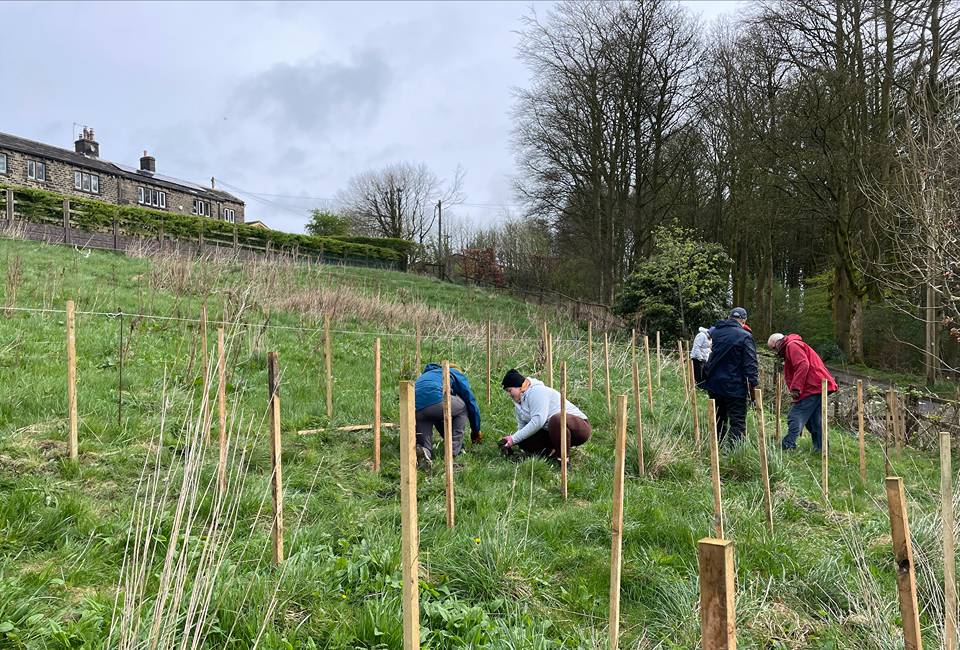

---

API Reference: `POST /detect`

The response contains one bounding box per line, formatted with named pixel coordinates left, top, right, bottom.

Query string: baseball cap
left=730, top=307, right=748, bottom=319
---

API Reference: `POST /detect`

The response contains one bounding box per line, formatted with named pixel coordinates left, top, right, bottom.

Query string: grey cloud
left=232, top=49, right=391, bottom=136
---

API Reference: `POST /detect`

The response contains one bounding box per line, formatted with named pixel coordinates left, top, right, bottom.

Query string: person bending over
left=498, top=368, right=590, bottom=460
left=414, top=363, right=482, bottom=470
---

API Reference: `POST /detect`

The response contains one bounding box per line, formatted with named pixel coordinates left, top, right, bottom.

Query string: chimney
left=140, top=150, right=156, bottom=174
left=74, top=127, right=99, bottom=158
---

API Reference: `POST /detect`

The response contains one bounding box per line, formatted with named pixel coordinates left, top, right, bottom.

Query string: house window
left=26, top=160, right=46, bottom=181
left=193, top=199, right=209, bottom=216
left=0, top=154, right=6, bottom=174
left=223, top=207, right=235, bottom=223
left=138, top=187, right=166, bottom=209
left=74, top=171, right=100, bottom=194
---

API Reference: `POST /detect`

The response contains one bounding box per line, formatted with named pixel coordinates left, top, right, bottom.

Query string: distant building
left=0, top=128, right=244, bottom=223
left=245, top=220, right=270, bottom=230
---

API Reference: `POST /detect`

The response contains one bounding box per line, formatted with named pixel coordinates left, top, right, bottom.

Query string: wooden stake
left=608, top=394, right=627, bottom=650
left=680, top=340, right=691, bottom=404
left=857, top=380, right=866, bottom=483
left=560, top=361, right=568, bottom=499
left=442, top=361, right=455, bottom=528
left=324, top=314, right=333, bottom=419
left=66, top=300, right=78, bottom=461
left=885, top=477, right=923, bottom=650
left=643, top=335, right=653, bottom=410
left=399, top=381, right=421, bottom=649
left=547, top=331, right=554, bottom=387
left=941, top=432, right=957, bottom=650
left=631, top=333, right=644, bottom=476
left=895, top=391, right=904, bottom=452
left=885, top=389, right=895, bottom=476
left=200, top=303, right=208, bottom=381
left=708, top=399, right=724, bottom=539
left=486, top=320, right=492, bottom=405
left=267, top=352, right=284, bottom=564
left=774, top=369, right=782, bottom=446
left=373, top=338, right=382, bottom=472
left=587, top=321, right=594, bottom=391
left=756, top=389, right=773, bottom=534
left=656, top=330, right=661, bottom=388
left=698, top=537, right=737, bottom=650
left=604, top=332, right=611, bottom=413
left=690, top=360, right=701, bottom=447
left=217, top=327, right=227, bottom=492
left=821, top=379, right=829, bottom=505
left=415, top=321, right=422, bottom=372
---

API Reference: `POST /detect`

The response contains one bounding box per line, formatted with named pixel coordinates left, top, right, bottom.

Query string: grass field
left=0, top=238, right=956, bottom=649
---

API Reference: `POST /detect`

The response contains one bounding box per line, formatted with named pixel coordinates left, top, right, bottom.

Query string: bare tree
left=337, top=162, right=464, bottom=257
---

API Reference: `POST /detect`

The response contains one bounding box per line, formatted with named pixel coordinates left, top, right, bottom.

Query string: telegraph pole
left=436, top=199, right=443, bottom=280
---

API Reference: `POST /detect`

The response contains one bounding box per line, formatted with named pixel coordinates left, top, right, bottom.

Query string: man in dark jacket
left=414, top=363, right=482, bottom=469
left=767, top=333, right=837, bottom=451
left=703, top=307, right=759, bottom=446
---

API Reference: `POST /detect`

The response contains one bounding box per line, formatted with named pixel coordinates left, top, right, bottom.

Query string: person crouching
left=414, top=363, right=482, bottom=470
left=498, top=368, right=590, bottom=460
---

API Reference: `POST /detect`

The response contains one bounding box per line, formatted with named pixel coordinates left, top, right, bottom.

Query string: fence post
left=66, top=300, right=78, bottom=461
left=698, top=538, right=736, bottom=650
left=373, top=338, right=381, bottom=472
left=631, top=333, right=644, bottom=476
left=486, top=320, right=492, bottom=405
left=604, top=332, right=611, bottom=413
left=774, top=369, right=782, bottom=446
left=690, top=360, right=700, bottom=446
left=5, top=188, right=13, bottom=221
left=656, top=330, right=662, bottom=388
left=857, top=380, right=866, bottom=483
left=415, top=321, right=422, bottom=373
left=643, top=335, right=653, bottom=410
left=560, top=361, right=568, bottom=499
left=399, top=381, right=421, bottom=649
left=324, top=314, right=333, bottom=419
left=62, top=199, right=71, bottom=245
left=821, top=379, right=829, bottom=505
left=587, top=321, right=594, bottom=392
left=708, top=399, right=724, bottom=538
left=757, top=389, right=773, bottom=534
left=442, top=361, right=455, bottom=529
left=885, top=477, right=923, bottom=650
left=941, top=432, right=957, bottom=650
left=267, top=352, right=284, bottom=564
left=608, top=394, right=627, bottom=650
left=218, top=327, right=227, bottom=493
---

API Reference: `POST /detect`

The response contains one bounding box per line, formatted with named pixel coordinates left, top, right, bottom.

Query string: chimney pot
left=74, top=128, right=100, bottom=158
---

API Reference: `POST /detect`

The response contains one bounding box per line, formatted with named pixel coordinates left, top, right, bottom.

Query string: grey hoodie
left=512, top=377, right=587, bottom=443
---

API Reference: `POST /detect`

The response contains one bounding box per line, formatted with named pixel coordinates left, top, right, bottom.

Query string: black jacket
left=703, top=319, right=759, bottom=398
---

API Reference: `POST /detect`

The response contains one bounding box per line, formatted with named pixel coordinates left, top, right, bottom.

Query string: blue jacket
left=414, top=364, right=481, bottom=434
left=703, top=319, right=759, bottom=398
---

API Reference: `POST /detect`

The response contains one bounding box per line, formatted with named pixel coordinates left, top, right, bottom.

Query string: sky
left=1, top=1, right=744, bottom=233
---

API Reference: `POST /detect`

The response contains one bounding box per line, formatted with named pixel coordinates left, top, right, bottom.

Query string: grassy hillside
left=0, top=238, right=955, bottom=649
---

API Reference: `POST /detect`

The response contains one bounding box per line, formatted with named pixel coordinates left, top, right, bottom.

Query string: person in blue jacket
left=703, top=307, right=758, bottom=447
left=414, top=363, right=482, bottom=469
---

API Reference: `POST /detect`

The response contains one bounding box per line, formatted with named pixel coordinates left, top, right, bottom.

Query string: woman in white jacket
left=498, top=369, right=591, bottom=458
left=690, top=327, right=712, bottom=387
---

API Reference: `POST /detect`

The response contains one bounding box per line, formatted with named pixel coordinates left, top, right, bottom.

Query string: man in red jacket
left=767, top=333, right=838, bottom=451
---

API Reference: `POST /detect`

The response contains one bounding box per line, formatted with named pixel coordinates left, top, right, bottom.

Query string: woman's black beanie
left=501, top=369, right=525, bottom=389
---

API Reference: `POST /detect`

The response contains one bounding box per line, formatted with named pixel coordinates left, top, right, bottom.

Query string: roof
left=245, top=220, right=270, bottom=229
left=0, top=131, right=242, bottom=204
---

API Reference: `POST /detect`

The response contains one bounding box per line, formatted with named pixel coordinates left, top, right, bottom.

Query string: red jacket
left=778, top=334, right=837, bottom=400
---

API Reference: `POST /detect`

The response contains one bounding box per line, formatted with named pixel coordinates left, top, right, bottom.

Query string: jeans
left=415, top=395, right=466, bottom=456
left=782, top=393, right=823, bottom=450
left=708, top=392, right=747, bottom=446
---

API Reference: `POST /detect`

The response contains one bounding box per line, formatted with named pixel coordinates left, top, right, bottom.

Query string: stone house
left=0, top=128, right=244, bottom=223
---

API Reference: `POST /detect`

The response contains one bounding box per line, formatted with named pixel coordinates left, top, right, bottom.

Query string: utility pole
left=436, top=199, right=443, bottom=280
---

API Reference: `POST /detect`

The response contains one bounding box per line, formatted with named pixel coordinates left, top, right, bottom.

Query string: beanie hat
left=767, top=333, right=785, bottom=350
left=501, top=369, right=526, bottom=389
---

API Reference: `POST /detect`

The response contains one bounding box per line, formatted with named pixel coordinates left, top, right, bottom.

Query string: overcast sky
left=2, top=1, right=744, bottom=233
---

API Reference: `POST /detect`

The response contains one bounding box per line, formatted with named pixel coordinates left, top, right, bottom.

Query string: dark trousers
left=782, top=394, right=823, bottom=451
left=517, top=413, right=591, bottom=458
left=692, top=359, right=706, bottom=388
left=708, top=392, right=746, bottom=446
left=415, top=396, right=466, bottom=456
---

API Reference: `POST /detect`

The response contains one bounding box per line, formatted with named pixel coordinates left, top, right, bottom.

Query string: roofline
left=0, top=131, right=243, bottom=205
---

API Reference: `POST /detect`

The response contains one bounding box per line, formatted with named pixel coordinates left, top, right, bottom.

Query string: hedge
left=1, top=185, right=409, bottom=266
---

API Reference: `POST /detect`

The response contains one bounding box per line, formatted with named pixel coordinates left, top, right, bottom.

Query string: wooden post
left=885, top=389, right=895, bottom=476
left=643, top=335, right=653, bottom=410
left=941, top=432, right=957, bottom=650
left=885, top=477, right=923, bottom=650
left=399, top=381, right=421, bottom=649
left=631, top=336, right=645, bottom=476
left=560, top=361, right=569, bottom=499
left=415, top=321, right=422, bottom=372
left=548, top=332, right=554, bottom=387
left=604, top=332, right=611, bottom=413
left=857, top=380, right=866, bottom=483
left=62, top=199, right=71, bottom=244
left=774, top=370, right=782, bottom=445
left=442, top=361, right=455, bottom=528
left=656, top=331, right=662, bottom=388
left=324, top=314, right=333, bottom=419
left=267, top=352, right=284, bottom=564
left=66, top=300, right=78, bottom=461
left=756, top=389, right=773, bottom=534
left=894, top=391, right=904, bottom=452
left=821, top=379, right=829, bottom=504
left=690, top=359, right=701, bottom=447
left=486, top=320, right=492, bottom=405
left=679, top=340, right=690, bottom=403
left=4, top=188, right=13, bottom=221
left=200, top=303, right=208, bottom=382
left=698, top=538, right=737, bottom=650
left=608, top=394, right=628, bottom=650
left=217, top=328, right=227, bottom=492
left=587, top=321, right=594, bottom=391
left=708, top=399, right=724, bottom=538
left=373, top=338, right=382, bottom=472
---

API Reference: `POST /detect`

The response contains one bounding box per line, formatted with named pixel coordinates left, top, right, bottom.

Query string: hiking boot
left=416, top=445, right=432, bottom=471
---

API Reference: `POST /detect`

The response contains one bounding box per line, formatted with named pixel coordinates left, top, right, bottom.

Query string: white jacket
left=690, top=327, right=712, bottom=362
left=512, top=378, right=587, bottom=443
